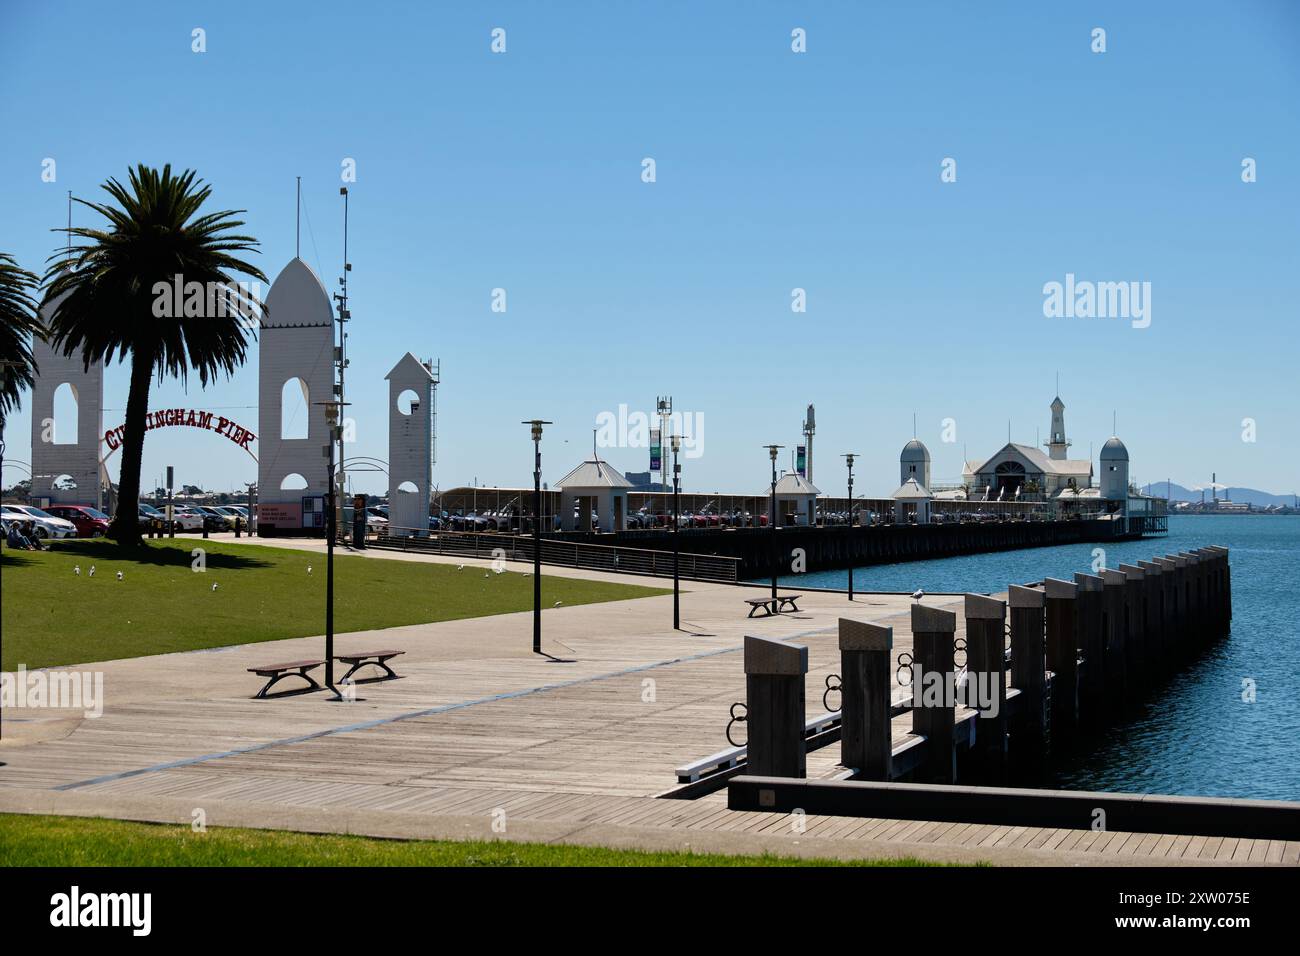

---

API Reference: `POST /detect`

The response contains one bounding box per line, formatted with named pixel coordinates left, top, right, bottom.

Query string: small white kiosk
left=766, top=473, right=820, bottom=527
left=556, top=455, right=632, bottom=532
left=891, top=477, right=933, bottom=524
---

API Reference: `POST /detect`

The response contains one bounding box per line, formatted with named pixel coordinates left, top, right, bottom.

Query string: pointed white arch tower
left=28, top=289, right=105, bottom=508
left=257, top=258, right=335, bottom=531
left=386, top=353, right=435, bottom=537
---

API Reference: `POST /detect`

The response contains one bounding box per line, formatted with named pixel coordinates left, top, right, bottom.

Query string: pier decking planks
left=0, top=558, right=1279, bottom=865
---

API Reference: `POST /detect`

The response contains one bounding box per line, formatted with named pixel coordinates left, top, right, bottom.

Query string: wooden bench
left=335, top=649, right=405, bottom=683
left=247, top=659, right=325, bottom=699
left=744, top=595, right=802, bottom=617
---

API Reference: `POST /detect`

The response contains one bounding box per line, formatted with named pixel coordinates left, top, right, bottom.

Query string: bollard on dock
left=743, top=635, right=808, bottom=778
left=1008, top=585, right=1047, bottom=763
left=837, top=619, right=893, bottom=781
left=910, top=604, right=957, bottom=784
left=1044, top=579, right=1080, bottom=748
left=964, top=593, right=1008, bottom=776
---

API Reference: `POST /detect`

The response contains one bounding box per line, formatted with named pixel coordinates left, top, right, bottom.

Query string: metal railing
left=371, top=527, right=740, bottom=583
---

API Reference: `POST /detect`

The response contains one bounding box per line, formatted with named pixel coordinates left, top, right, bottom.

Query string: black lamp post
left=842, top=452, right=858, bottom=601
left=319, top=399, right=346, bottom=700
left=522, top=420, right=551, bottom=654
left=670, top=433, right=682, bottom=629
left=764, top=444, right=784, bottom=606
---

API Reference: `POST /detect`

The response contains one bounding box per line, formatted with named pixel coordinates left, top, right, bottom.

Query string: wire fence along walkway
left=370, top=528, right=741, bottom=584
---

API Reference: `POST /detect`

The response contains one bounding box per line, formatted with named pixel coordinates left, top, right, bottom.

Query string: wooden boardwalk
left=1, top=546, right=1294, bottom=866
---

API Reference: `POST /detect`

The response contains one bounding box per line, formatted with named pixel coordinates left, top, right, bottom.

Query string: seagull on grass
left=74, top=565, right=80, bottom=575
left=212, top=582, right=219, bottom=592
left=116, top=571, right=124, bottom=582
left=88, top=565, right=96, bottom=577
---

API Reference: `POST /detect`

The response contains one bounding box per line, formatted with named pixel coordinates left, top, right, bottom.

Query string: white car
left=1, top=505, right=78, bottom=540
left=169, top=507, right=208, bottom=531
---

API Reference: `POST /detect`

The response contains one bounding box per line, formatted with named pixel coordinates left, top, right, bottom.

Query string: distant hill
left=1141, top=482, right=1296, bottom=508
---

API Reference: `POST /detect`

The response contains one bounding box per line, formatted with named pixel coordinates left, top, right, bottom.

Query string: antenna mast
left=333, top=187, right=352, bottom=520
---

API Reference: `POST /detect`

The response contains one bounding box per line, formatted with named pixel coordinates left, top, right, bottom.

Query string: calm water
left=765, top=515, right=1300, bottom=800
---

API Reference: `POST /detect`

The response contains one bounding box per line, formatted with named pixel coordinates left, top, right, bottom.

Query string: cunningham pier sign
left=102, top=408, right=257, bottom=461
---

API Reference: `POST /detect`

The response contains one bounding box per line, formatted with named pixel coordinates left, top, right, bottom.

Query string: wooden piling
left=1099, top=568, right=1128, bottom=709
left=1008, top=585, right=1047, bottom=763
left=911, top=604, right=957, bottom=784
left=838, top=619, right=893, bottom=781
left=1118, top=564, right=1147, bottom=693
left=1044, top=578, right=1079, bottom=748
left=743, top=635, right=808, bottom=778
left=964, top=593, right=1008, bottom=776
left=1178, top=551, right=1203, bottom=646
left=1151, top=556, right=1179, bottom=660
left=1136, top=560, right=1165, bottom=676
left=1073, top=573, right=1106, bottom=730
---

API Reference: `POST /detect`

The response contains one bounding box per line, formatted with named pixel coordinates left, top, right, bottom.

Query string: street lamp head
left=842, top=452, right=858, bottom=468
left=521, top=419, right=552, bottom=442
left=670, top=434, right=682, bottom=454
left=764, top=443, right=784, bottom=462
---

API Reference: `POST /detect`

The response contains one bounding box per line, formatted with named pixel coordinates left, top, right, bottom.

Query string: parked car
left=44, top=504, right=111, bottom=538
left=196, top=505, right=235, bottom=531
left=364, top=509, right=388, bottom=534
left=138, top=503, right=167, bottom=530
left=169, top=507, right=208, bottom=531
left=1, top=504, right=78, bottom=540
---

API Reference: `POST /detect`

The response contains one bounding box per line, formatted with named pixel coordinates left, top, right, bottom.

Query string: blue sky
left=1, top=1, right=1297, bottom=499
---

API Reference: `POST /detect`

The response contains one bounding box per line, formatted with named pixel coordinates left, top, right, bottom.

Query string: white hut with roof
left=891, top=476, right=933, bottom=524
left=556, top=452, right=633, bottom=532
left=765, top=472, right=820, bottom=526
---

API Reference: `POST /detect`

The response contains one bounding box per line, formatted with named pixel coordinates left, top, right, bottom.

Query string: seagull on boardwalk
left=911, top=589, right=924, bottom=603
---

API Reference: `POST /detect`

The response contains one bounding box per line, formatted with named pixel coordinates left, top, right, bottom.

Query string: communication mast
left=801, top=404, right=815, bottom=482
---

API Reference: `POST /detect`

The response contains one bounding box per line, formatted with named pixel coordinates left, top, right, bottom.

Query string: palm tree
left=0, top=252, right=43, bottom=418
left=43, top=165, right=266, bottom=545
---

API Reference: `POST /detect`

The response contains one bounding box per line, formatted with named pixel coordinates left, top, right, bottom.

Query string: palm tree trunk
left=107, top=350, right=153, bottom=545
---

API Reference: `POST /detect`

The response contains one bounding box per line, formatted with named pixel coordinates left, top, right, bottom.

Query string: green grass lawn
left=0, top=814, right=949, bottom=866
left=0, top=539, right=667, bottom=669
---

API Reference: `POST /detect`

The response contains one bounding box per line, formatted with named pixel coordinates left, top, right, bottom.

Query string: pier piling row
left=737, top=546, right=1232, bottom=788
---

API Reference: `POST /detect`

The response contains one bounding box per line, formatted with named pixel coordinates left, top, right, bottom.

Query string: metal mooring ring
left=896, top=651, right=914, bottom=687
left=726, top=701, right=748, bottom=747
left=822, top=674, right=842, bottom=712
left=954, top=636, right=967, bottom=669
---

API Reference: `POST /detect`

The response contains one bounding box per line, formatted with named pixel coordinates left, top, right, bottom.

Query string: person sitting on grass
left=25, top=522, right=46, bottom=550
left=6, top=521, right=32, bottom=550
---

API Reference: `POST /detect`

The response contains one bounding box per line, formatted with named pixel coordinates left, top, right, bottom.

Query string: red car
left=45, top=504, right=111, bottom=538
